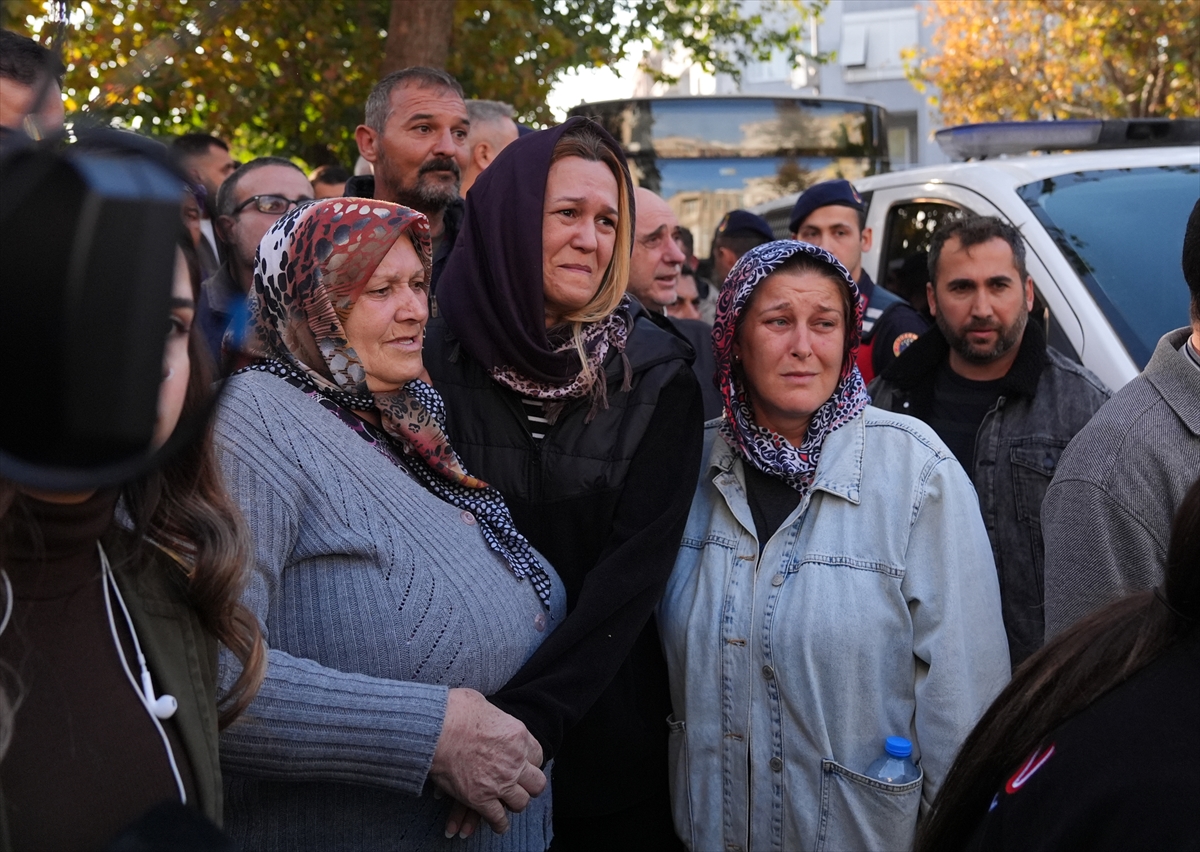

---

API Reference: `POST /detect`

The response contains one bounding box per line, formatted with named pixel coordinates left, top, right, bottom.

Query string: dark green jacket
left=0, top=532, right=223, bottom=852
left=111, top=533, right=224, bottom=825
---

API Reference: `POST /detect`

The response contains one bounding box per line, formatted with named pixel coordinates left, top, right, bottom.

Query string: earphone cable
left=98, top=541, right=187, bottom=805
left=0, top=570, right=12, bottom=637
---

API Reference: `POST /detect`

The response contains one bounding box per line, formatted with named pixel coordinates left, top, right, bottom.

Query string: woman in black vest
left=426, top=117, right=704, bottom=850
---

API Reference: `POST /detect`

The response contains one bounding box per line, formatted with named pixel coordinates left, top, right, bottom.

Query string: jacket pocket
left=1009, top=439, right=1068, bottom=528
left=816, top=758, right=922, bottom=852
left=666, top=715, right=696, bottom=851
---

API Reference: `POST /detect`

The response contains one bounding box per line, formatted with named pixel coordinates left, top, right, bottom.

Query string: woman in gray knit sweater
left=213, top=200, right=565, bottom=851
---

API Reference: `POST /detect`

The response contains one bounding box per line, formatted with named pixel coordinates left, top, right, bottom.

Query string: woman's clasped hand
left=213, top=198, right=564, bottom=850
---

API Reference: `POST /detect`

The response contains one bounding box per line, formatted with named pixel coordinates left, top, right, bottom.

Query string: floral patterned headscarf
left=712, top=239, right=870, bottom=497
left=240, top=199, right=554, bottom=609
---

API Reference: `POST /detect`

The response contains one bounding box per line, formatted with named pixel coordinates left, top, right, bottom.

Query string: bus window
left=571, top=96, right=888, bottom=258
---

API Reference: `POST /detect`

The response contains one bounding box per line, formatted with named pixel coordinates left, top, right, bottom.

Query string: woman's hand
left=430, top=688, right=546, bottom=835
left=443, top=801, right=482, bottom=840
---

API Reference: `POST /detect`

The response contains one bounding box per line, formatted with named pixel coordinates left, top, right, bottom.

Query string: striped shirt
left=520, top=398, right=550, bottom=442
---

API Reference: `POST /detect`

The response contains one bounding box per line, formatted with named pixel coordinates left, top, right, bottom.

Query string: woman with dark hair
left=916, top=474, right=1200, bottom=852
left=0, top=232, right=266, bottom=850
left=426, top=116, right=704, bottom=848
left=213, top=199, right=566, bottom=850
left=659, top=240, right=1010, bottom=852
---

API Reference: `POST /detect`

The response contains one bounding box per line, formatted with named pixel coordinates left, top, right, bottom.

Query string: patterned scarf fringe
left=235, top=360, right=556, bottom=611
left=491, top=300, right=634, bottom=426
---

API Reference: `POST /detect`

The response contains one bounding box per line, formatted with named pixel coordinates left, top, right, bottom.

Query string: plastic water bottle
left=865, top=736, right=921, bottom=783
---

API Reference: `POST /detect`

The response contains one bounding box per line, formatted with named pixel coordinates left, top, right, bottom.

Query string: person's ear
left=474, top=141, right=493, bottom=170
left=355, top=125, right=378, bottom=164
left=926, top=280, right=938, bottom=317
left=860, top=226, right=873, bottom=253
left=1024, top=276, right=1035, bottom=312
left=215, top=214, right=236, bottom=244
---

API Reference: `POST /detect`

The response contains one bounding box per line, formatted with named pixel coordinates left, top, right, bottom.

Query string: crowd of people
left=1, top=27, right=1198, bottom=852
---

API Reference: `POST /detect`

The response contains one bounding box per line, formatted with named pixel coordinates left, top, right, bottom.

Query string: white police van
left=753, top=120, right=1200, bottom=390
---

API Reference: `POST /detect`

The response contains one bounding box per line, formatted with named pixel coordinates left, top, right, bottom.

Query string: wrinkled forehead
left=936, top=234, right=1022, bottom=281
left=633, top=190, right=677, bottom=237
left=386, top=81, right=469, bottom=124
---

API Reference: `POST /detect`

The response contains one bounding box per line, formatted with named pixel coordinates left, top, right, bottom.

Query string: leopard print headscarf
left=239, top=199, right=554, bottom=609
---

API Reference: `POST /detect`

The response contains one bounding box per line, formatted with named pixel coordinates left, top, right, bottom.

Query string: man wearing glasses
left=199, top=157, right=314, bottom=366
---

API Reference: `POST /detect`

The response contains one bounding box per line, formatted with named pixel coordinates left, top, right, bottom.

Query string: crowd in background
left=1, top=26, right=1198, bottom=852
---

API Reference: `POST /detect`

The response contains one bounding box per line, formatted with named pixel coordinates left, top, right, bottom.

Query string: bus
left=569, top=95, right=889, bottom=251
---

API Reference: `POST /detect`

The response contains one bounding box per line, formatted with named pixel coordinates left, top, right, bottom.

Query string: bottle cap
left=884, top=736, right=912, bottom=758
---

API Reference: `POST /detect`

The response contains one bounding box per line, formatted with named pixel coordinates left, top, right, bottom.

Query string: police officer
left=711, top=209, right=775, bottom=285
left=790, top=179, right=928, bottom=381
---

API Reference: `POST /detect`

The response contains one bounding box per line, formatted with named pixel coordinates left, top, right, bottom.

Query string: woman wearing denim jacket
left=659, top=240, right=1011, bottom=852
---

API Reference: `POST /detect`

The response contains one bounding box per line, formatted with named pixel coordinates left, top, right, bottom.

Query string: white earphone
left=99, top=542, right=186, bottom=803
left=141, top=661, right=179, bottom=720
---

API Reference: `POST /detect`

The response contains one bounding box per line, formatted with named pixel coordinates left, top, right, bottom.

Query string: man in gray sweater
left=1042, top=199, right=1200, bottom=638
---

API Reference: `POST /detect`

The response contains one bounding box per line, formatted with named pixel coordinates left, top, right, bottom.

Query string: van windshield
left=1018, top=164, right=1198, bottom=368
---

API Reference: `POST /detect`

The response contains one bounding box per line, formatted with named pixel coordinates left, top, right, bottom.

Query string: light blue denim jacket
left=660, top=408, right=1010, bottom=852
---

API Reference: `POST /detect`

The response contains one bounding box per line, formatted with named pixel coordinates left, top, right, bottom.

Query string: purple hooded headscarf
left=437, top=116, right=636, bottom=391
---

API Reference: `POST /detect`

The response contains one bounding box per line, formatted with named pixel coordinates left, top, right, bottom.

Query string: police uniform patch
left=893, top=331, right=919, bottom=357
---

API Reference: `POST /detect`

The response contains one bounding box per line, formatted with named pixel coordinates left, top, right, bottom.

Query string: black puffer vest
left=425, top=312, right=694, bottom=510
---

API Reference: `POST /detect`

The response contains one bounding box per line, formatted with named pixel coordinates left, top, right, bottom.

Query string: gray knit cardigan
left=214, top=370, right=566, bottom=851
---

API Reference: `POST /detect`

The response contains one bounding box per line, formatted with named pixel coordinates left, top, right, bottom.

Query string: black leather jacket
left=868, top=321, right=1110, bottom=665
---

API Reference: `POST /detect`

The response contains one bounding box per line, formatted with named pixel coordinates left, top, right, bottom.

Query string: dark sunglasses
left=232, top=194, right=312, bottom=215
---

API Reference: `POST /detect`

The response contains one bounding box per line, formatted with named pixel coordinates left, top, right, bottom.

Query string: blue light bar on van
left=936, top=119, right=1200, bottom=160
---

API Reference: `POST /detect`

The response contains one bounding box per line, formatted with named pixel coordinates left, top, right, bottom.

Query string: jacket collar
left=1146, top=327, right=1200, bottom=437
left=200, top=261, right=241, bottom=316
left=878, top=314, right=1048, bottom=399
left=857, top=268, right=875, bottom=302
left=709, top=414, right=864, bottom=507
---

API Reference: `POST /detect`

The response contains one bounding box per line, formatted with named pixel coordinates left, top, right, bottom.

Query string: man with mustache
left=868, top=216, right=1110, bottom=668
left=350, top=67, right=469, bottom=296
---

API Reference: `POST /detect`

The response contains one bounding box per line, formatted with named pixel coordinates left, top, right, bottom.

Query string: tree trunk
left=382, top=0, right=456, bottom=73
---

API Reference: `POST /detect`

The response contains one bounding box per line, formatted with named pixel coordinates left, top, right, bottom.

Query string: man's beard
left=936, top=307, right=1028, bottom=364
left=376, top=152, right=461, bottom=214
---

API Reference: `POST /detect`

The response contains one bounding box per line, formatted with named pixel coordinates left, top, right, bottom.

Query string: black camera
left=0, top=127, right=186, bottom=490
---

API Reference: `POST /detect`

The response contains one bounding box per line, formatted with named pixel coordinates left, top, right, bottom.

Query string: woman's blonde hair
left=548, top=122, right=633, bottom=387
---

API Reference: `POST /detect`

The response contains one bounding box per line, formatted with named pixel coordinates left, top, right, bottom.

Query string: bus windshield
left=571, top=97, right=887, bottom=251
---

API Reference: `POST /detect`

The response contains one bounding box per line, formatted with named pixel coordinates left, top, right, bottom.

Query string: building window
left=839, top=7, right=919, bottom=83
left=887, top=112, right=919, bottom=167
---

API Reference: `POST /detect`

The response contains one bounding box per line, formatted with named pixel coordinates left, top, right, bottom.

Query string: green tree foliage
left=3, top=0, right=823, bottom=168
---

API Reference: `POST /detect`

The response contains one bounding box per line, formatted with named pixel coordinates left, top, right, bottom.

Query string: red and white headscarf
left=239, top=199, right=554, bottom=609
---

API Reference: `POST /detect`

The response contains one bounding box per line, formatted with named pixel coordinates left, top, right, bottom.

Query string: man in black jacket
left=349, top=67, right=468, bottom=295
left=869, top=215, right=1110, bottom=666
left=627, top=187, right=722, bottom=419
